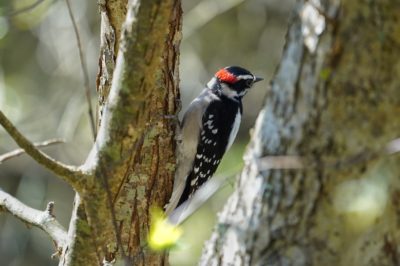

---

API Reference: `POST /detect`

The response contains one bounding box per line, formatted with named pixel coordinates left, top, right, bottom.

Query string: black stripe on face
left=232, top=78, right=255, bottom=92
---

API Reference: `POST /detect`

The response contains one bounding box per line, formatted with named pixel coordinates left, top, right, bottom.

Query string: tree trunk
left=60, top=0, right=182, bottom=265
left=201, top=0, right=400, bottom=265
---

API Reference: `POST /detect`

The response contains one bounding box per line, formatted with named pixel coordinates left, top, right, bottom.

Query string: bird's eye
left=245, top=79, right=253, bottom=87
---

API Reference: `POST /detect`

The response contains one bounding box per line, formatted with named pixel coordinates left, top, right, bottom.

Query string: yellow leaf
left=148, top=207, right=183, bottom=251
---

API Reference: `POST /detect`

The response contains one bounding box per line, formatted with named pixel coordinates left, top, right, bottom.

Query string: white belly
left=226, top=111, right=241, bottom=152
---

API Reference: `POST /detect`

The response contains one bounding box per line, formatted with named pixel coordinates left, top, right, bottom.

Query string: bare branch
left=385, top=138, right=400, bottom=155
left=0, top=138, right=65, bottom=164
left=256, top=137, right=400, bottom=172
left=65, top=0, right=96, bottom=140
left=0, top=190, right=67, bottom=249
left=255, top=155, right=304, bottom=170
left=0, top=110, right=85, bottom=187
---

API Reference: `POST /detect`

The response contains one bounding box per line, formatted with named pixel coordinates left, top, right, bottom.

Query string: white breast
left=226, top=111, right=241, bottom=152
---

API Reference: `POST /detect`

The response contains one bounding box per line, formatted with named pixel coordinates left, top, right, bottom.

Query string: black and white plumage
left=165, top=66, right=263, bottom=221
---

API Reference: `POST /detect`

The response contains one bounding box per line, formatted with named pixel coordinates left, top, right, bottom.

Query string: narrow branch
left=255, top=155, right=304, bottom=170
left=0, top=190, right=67, bottom=249
left=0, top=138, right=65, bottom=164
left=256, top=137, right=400, bottom=171
left=0, top=110, right=84, bottom=187
left=65, top=0, right=96, bottom=140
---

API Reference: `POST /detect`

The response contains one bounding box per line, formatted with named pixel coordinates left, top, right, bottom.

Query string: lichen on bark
left=60, top=0, right=182, bottom=265
left=201, top=0, right=400, bottom=265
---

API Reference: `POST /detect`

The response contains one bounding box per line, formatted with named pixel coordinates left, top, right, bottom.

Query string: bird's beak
left=254, top=77, right=264, bottom=83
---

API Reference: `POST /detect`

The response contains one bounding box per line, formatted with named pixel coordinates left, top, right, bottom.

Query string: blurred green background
left=0, top=0, right=294, bottom=265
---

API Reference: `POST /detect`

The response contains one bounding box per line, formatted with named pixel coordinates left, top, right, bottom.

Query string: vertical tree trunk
left=201, top=0, right=400, bottom=265
left=60, top=0, right=182, bottom=265
left=96, top=0, right=128, bottom=125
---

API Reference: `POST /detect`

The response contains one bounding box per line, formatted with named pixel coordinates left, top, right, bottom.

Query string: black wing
left=177, top=99, right=239, bottom=207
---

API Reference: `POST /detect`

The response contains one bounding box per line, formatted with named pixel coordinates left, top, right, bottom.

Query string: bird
left=165, top=66, right=263, bottom=222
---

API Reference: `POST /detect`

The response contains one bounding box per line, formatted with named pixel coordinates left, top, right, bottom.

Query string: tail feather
left=164, top=181, right=186, bottom=216
left=167, top=198, right=192, bottom=225
left=166, top=174, right=225, bottom=225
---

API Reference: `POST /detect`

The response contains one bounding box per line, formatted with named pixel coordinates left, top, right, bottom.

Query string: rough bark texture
left=59, top=0, right=182, bottom=265
left=96, top=0, right=128, bottom=126
left=201, top=0, right=400, bottom=265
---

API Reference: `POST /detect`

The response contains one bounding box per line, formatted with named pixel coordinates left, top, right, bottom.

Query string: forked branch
left=0, top=190, right=67, bottom=250
left=0, top=138, right=65, bottom=164
left=0, top=111, right=86, bottom=188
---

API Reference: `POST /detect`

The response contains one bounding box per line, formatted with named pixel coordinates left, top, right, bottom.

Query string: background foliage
left=0, top=0, right=294, bottom=265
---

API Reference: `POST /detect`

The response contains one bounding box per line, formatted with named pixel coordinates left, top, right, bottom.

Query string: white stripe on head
left=220, top=83, right=240, bottom=100
left=220, top=83, right=249, bottom=99
left=207, top=77, right=219, bottom=90
left=236, top=74, right=254, bottom=80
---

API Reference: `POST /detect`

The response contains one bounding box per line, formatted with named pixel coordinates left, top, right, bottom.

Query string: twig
left=0, top=190, right=67, bottom=249
left=385, top=138, right=400, bottom=155
left=65, top=0, right=96, bottom=140
left=255, top=156, right=304, bottom=170
left=6, top=0, right=46, bottom=17
left=0, top=110, right=83, bottom=187
left=256, top=138, right=400, bottom=171
left=0, top=138, right=65, bottom=164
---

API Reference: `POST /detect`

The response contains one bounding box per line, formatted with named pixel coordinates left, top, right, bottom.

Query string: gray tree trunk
left=201, top=0, right=400, bottom=265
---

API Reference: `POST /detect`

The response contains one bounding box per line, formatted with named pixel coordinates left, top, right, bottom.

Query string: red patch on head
left=215, top=69, right=238, bottom=84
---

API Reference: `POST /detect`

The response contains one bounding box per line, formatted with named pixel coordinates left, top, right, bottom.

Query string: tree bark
left=96, top=0, right=128, bottom=125
left=201, top=0, right=400, bottom=265
left=60, top=0, right=182, bottom=265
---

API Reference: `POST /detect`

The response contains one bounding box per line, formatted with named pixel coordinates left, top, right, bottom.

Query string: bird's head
left=207, top=66, right=263, bottom=100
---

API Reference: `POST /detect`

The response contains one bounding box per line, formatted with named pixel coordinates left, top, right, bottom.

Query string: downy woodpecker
left=165, top=66, right=263, bottom=221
